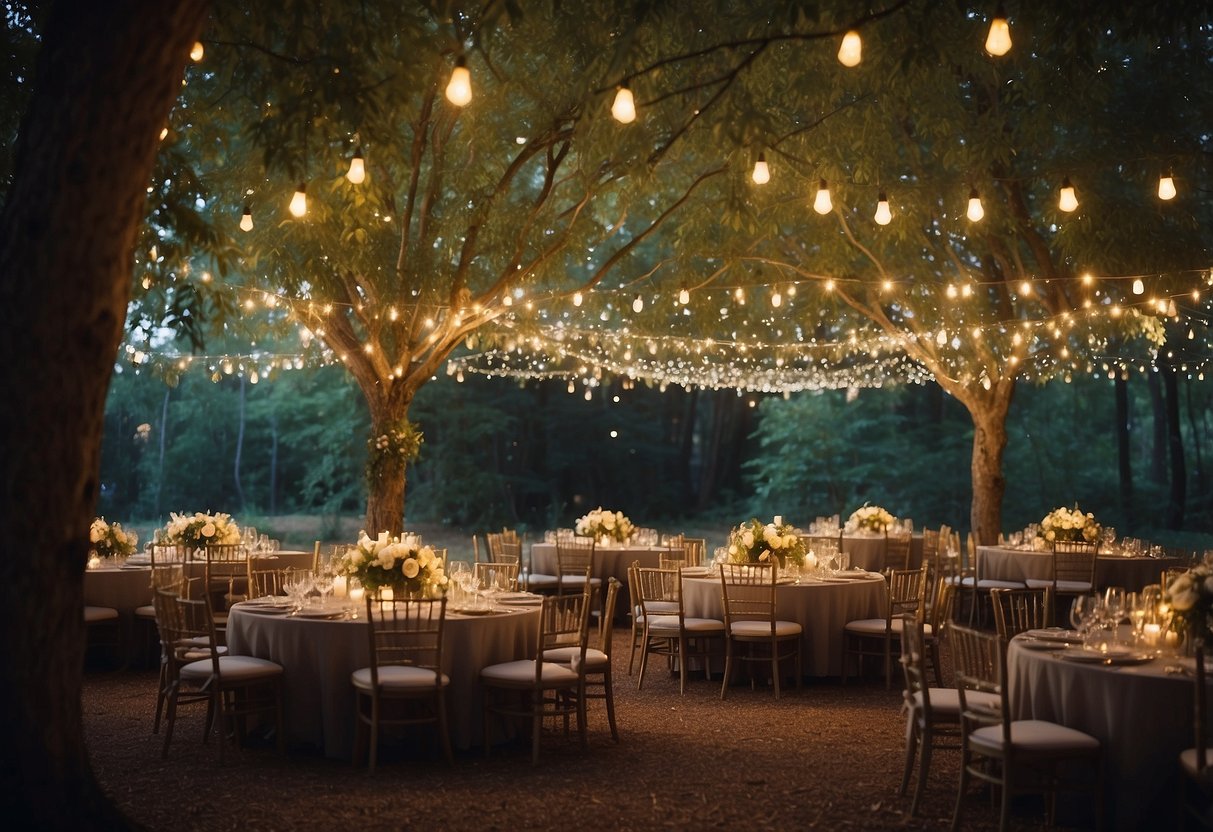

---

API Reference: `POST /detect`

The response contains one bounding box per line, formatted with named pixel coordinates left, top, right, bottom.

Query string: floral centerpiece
left=1165, top=558, right=1213, bottom=647
left=726, top=518, right=807, bottom=567
left=89, top=517, right=138, bottom=559
left=161, top=511, right=242, bottom=549
left=1037, top=504, right=1101, bottom=544
left=845, top=503, right=896, bottom=534
left=574, top=507, right=635, bottom=544
left=336, top=531, right=449, bottom=597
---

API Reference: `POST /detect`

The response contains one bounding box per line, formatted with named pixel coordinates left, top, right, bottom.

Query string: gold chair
left=634, top=566, right=724, bottom=694
left=922, top=578, right=956, bottom=686
left=160, top=586, right=284, bottom=762
left=555, top=536, right=599, bottom=598
left=625, top=560, right=677, bottom=675
left=886, top=532, right=913, bottom=572
left=474, top=560, right=520, bottom=592
left=682, top=538, right=707, bottom=567
left=718, top=563, right=802, bottom=699
left=481, top=582, right=592, bottom=764
left=544, top=577, right=622, bottom=741
left=351, top=594, right=451, bottom=772
left=843, top=564, right=928, bottom=688
left=950, top=624, right=1102, bottom=831
left=198, top=543, right=248, bottom=632
left=1025, top=540, right=1096, bottom=599
left=990, top=587, right=1053, bottom=641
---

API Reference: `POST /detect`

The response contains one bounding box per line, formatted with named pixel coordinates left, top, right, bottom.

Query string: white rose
left=89, top=525, right=104, bottom=543
left=742, top=530, right=754, bottom=548
left=763, top=526, right=779, bottom=546
left=728, top=544, right=738, bottom=556
left=200, top=522, right=216, bottom=538
left=418, top=546, right=434, bottom=566
left=1045, top=530, right=1056, bottom=541
left=602, top=514, right=615, bottom=530
left=402, top=558, right=420, bottom=579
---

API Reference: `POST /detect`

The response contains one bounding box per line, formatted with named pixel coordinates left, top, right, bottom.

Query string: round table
left=226, top=601, right=540, bottom=758
left=841, top=533, right=924, bottom=572
left=977, top=545, right=1184, bottom=592
left=530, top=542, right=666, bottom=584
left=681, top=572, right=888, bottom=677
left=1007, top=635, right=1196, bottom=829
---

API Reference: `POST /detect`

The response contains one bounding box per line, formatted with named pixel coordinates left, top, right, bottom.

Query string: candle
left=87, top=555, right=101, bottom=570
left=350, top=586, right=365, bottom=603
left=1143, top=623, right=1161, bottom=647
left=379, top=587, right=393, bottom=601
left=333, top=575, right=348, bottom=599
left=774, top=515, right=783, bottom=526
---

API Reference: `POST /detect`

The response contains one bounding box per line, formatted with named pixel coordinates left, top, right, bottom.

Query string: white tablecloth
left=839, top=533, right=924, bottom=572
left=681, top=574, right=887, bottom=677
left=226, top=602, right=540, bottom=758
left=530, top=542, right=666, bottom=583
left=977, top=545, right=1183, bottom=591
left=1007, top=637, right=1195, bottom=829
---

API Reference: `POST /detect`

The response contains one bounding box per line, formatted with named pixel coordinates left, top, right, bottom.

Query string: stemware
left=313, top=567, right=335, bottom=606
left=1103, top=587, right=1126, bottom=644
left=1069, top=595, right=1099, bottom=646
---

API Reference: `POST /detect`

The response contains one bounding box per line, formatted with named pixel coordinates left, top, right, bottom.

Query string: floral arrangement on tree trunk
left=365, top=420, right=423, bottom=485
left=162, top=511, right=241, bottom=548
left=727, top=518, right=806, bottom=566
left=89, top=517, right=138, bottom=559
left=845, top=503, right=896, bottom=534
left=337, top=531, right=449, bottom=597
left=574, top=507, right=634, bottom=543
left=1038, top=504, right=1101, bottom=544
left=1165, top=558, right=1213, bottom=646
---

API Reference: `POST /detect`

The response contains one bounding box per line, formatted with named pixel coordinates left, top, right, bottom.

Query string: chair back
left=991, top=586, right=1053, bottom=639
left=949, top=623, right=1009, bottom=739
left=164, top=586, right=222, bottom=680
left=597, top=577, right=622, bottom=653
left=1051, top=541, right=1097, bottom=587
left=899, top=612, right=930, bottom=718
left=474, top=560, right=519, bottom=592
left=200, top=543, right=247, bottom=610
left=634, top=566, right=681, bottom=614
left=363, top=595, right=447, bottom=689
left=148, top=543, right=189, bottom=567
left=682, top=538, right=706, bottom=567
left=921, top=528, right=941, bottom=562
left=538, top=582, right=592, bottom=663
left=718, top=562, right=778, bottom=629
left=886, top=533, right=913, bottom=572
left=658, top=547, right=686, bottom=571
left=247, top=565, right=290, bottom=598
left=555, top=537, right=595, bottom=594
left=887, top=565, right=928, bottom=624
left=494, top=540, right=522, bottom=566
left=927, top=576, right=956, bottom=631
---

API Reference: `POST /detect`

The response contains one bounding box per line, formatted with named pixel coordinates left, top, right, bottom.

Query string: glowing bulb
left=289, top=183, right=307, bottom=218
left=985, top=7, right=1011, bottom=56
left=966, top=188, right=984, bottom=222
left=771, top=290, right=782, bottom=308
left=1019, top=280, right=1032, bottom=296
left=825, top=279, right=835, bottom=292
left=346, top=147, right=366, bottom=184
left=611, top=84, right=636, bottom=124
left=632, top=294, right=644, bottom=313
left=1158, top=174, right=1176, bottom=200
left=445, top=57, right=472, bottom=106
left=733, top=287, right=746, bottom=304
left=837, top=30, right=862, bottom=67
left=190, top=41, right=204, bottom=62
left=946, top=284, right=958, bottom=299
left=239, top=205, right=254, bottom=232
left=1081, top=272, right=1093, bottom=286
left=1167, top=299, right=1178, bottom=317
left=572, top=291, right=583, bottom=307
left=813, top=179, right=833, bottom=214
left=874, top=192, right=892, bottom=225
left=1132, top=278, right=1145, bottom=295
left=678, top=287, right=690, bottom=305
left=502, top=294, right=512, bottom=307
left=158, top=126, right=168, bottom=141
left=751, top=154, right=770, bottom=185
left=1058, top=177, right=1078, bottom=212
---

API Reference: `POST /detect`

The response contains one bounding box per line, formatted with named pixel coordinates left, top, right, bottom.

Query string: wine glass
left=313, top=566, right=334, bottom=607
left=1070, top=595, right=1099, bottom=645
left=1103, top=587, right=1126, bottom=644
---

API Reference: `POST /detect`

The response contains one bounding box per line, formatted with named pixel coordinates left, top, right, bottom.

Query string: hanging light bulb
left=1132, top=278, right=1145, bottom=295
left=1158, top=173, right=1177, bottom=200
left=966, top=187, right=985, bottom=222
left=733, top=286, right=746, bottom=304
left=813, top=179, right=833, bottom=214
left=874, top=192, right=892, bottom=225
left=837, top=30, right=862, bottom=67
left=611, top=83, right=636, bottom=124
left=985, top=6, right=1012, bottom=56
left=288, top=183, right=307, bottom=218
left=239, top=204, right=254, bottom=232
left=190, top=41, right=204, bottom=62
left=1058, top=177, right=1078, bottom=212
left=572, top=291, right=583, bottom=307
left=445, top=56, right=472, bottom=106
left=1167, top=299, right=1178, bottom=317
left=678, top=286, right=690, bottom=305
left=632, top=293, right=644, bottom=313
left=751, top=153, right=770, bottom=185
left=771, top=288, right=783, bottom=308
left=346, top=147, right=366, bottom=184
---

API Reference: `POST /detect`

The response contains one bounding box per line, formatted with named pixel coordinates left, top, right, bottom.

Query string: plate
left=291, top=608, right=348, bottom=620
left=1025, top=628, right=1084, bottom=644
left=681, top=568, right=713, bottom=577
left=496, top=596, right=542, bottom=606
left=1058, top=647, right=1153, bottom=665
left=1017, top=637, right=1067, bottom=651
left=452, top=607, right=506, bottom=616
left=237, top=604, right=292, bottom=616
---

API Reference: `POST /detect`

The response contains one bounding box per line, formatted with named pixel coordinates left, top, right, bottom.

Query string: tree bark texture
left=1163, top=364, right=1186, bottom=529
left=0, top=1, right=208, bottom=828
left=1114, top=374, right=1135, bottom=529
left=1147, top=371, right=1168, bottom=486
left=362, top=395, right=414, bottom=535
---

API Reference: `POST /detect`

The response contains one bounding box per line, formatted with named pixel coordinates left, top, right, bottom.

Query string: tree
left=0, top=1, right=208, bottom=826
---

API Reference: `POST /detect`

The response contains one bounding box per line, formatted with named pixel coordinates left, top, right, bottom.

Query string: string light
left=288, top=183, right=307, bottom=218
left=966, top=187, right=985, bottom=222
left=611, top=83, right=636, bottom=124
left=813, top=179, right=833, bottom=214
left=837, top=30, right=862, bottom=67
left=985, top=5, right=1012, bottom=56
left=190, top=41, right=204, bottom=62
left=346, top=147, right=366, bottom=184
left=678, top=286, right=690, bottom=305
left=632, top=293, right=644, bottom=313
left=1132, top=278, right=1145, bottom=295
left=1058, top=177, right=1078, bottom=212
left=751, top=153, right=770, bottom=184
left=445, top=56, right=472, bottom=106
left=874, top=192, right=892, bottom=225
left=572, top=291, right=583, bottom=307
left=1158, top=173, right=1177, bottom=201
left=239, top=204, right=254, bottom=232
left=771, top=288, right=782, bottom=308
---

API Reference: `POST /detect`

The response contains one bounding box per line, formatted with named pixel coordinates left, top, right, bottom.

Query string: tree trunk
left=363, top=398, right=413, bottom=535
left=1147, top=371, right=1168, bottom=486
left=1186, top=376, right=1207, bottom=495
left=0, top=1, right=208, bottom=828
left=1163, top=363, right=1186, bottom=529
left=1114, top=373, right=1134, bottom=530
left=233, top=375, right=246, bottom=510
left=960, top=381, right=1015, bottom=546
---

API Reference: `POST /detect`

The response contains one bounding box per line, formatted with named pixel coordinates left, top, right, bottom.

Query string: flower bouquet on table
left=337, top=531, right=449, bottom=597
left=1164, top=558, right=1213, bottom=647
left=726, top=518, right=806, bottom=567
left=845, top=503, right=896, bottom=535
left=574, top=507, right=635, bottom=544
left=1037, top=504, right=1101, bottom=545
left=161, top=511, right=242, bottom=549
left=89, top=517, right=138, bottom=559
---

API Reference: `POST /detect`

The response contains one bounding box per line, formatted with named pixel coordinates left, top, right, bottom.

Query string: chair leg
left=771, top=640, right=781, bottom=699
left=602, top=669, right=618, bottom=742
left=482, top=691, right=492, bottom=757
left=677, top=633, right=688, bottom=694
left=627, top=617, right=640, bottom=675
left=720, top=638, right=734, bottom=700
left=900, top=721, right=918, bottom=796
left=368, top=695, right=379, bottom=775
left=912, top=729, right=932, bottom=817
left=152, top=659, right=167, bottom=734
left=530, top=690, right=542, bottom=766
left=884, top=631, right=893, bottom=690
left=437, top=689, right=453, bottom=765
left=576, top=683, right=587, bottom=749
left=161, top=684, right=178, bottom=759
left=637, top=630, right=652, bottom=690
left=951, top=750, right=969, bottom=831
